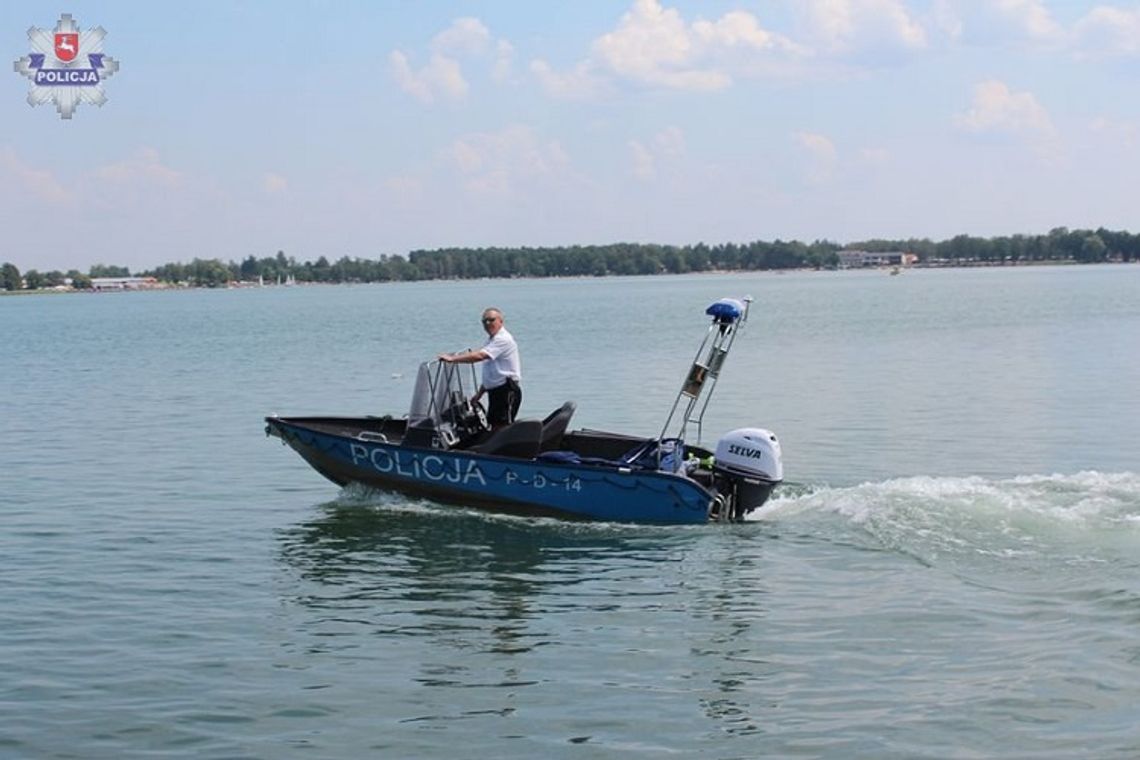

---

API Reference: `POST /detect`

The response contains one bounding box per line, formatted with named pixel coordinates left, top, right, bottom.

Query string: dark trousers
left=487, top=378, right=521, bottom=427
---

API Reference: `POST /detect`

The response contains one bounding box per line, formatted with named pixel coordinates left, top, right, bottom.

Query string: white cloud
left=537, top=0, right=802, bottom=96
left=932, top=0, right=1063, bottom=45
left=493, top=39, right=515, bottom=82
left=693, top=11, right=779, bottom=48
left=858, top=147, right=890, bottom=165
left=390, top=17, right=513, bottom=104
left=1074, top=5, right=1140, bottom=57
left=389, top=50, right=468, bottom=103
left=95, top=148, right=181, bottom=187
left=996, top=0, right=1064, bottom=40
left=954, top=80, right=1054, bottom=136
left=799, top=0, right=928, bottom=53
left=450, top=138, right=484, bottom=173
left=444, top=125, right=570, bottom=196
left=796, top=131, right=837, bottom=159
left=794, top=131, right=838, bottom=183
left=592, top=0, right=729, bottom=90
left=629, top=126, right=686, bottom=180
left=630, top=140, right=656, bottom=180
left=931, top=0, right=963, bottom=40
left=431, top=17, right=491, bottom=56
left=0, top=147, right=70, bottom=203
left=1089, top=116, right=1139, bottom=149
left=0, top=147, right=215, bottom=271
left=384, top=174, right=424, bottom=200
left=655, top=126, right=686, bottom=157
left=935, top=2, right=1140, bottom=57
left=531, top=59, right=606, bottom=99
left=263, top=173, right=288, bottom=194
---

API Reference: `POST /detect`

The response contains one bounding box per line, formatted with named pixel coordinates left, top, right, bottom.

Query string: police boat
left=265, top=297, right=782, bottom=524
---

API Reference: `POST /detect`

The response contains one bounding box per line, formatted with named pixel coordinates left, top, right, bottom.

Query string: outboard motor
left=654, top=296, right=786, bottom=522
left=711, top=427, right=783, bottom=521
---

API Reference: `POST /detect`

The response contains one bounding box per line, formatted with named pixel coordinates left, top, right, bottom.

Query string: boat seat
left=402, top=418, right=437, bottom=448
left=538, top=401, right=576, bottom=452
left=468, top=419, right=542, bottom=458
left=402, top=418, right=459, bottom=449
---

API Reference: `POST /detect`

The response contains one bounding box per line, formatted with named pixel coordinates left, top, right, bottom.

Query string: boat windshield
left=407, top=360, right=477, bottom=427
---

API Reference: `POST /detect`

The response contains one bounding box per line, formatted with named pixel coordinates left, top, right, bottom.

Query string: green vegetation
left=132, top=227, right=1140, bottom=286
left=857, top=227, right=1137, bottom=265
left=0, top=262, right=90, bottom=293
left=0, top=262, right=20, bottom=291
left=2, top=227, right=1136, bottom=292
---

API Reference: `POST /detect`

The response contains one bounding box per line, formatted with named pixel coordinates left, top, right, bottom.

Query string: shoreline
left=2, top=258, right=1135, bottom=297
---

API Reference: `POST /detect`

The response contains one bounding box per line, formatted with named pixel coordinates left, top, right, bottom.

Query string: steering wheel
left=469, top=398, right=490, bottom=432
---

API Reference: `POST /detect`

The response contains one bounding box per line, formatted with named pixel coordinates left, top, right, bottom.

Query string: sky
left=2, top=0, right=1138, bottom=273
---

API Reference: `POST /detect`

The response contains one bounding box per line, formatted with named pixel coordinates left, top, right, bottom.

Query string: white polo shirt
left=481, top=327, right=521, bottom=389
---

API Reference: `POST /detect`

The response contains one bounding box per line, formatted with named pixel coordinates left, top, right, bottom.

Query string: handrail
left=658, top=296, right=752, bottom=446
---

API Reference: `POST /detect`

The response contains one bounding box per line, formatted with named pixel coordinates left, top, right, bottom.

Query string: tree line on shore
left=2, top=226, right=1137, bottom=291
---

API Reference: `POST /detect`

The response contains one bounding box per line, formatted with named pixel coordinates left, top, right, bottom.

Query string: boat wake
left=327, top=472, right=1140, bottom=569
left=752, top=470, right=1140, bottom=569
left=333, top=481, right=452, bottom=515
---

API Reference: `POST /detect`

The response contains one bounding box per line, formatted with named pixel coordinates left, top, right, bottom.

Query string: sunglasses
left=481, top=316, right=499, bottom=324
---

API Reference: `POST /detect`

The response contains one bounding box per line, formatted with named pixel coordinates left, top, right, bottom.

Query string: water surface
left=2, top=265, right=1139, bottom=757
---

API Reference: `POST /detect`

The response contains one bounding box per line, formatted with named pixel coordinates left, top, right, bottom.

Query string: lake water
left=2, top=265, right=1139, bottom=758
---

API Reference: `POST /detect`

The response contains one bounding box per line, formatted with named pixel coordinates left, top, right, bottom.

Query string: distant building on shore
left=90, top=276, right=162, bottom=291
left=837, top=250, right=918, bottom=269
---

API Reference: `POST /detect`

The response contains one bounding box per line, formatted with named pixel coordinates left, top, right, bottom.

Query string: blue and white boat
left=265, top=297, right=783, bottom=524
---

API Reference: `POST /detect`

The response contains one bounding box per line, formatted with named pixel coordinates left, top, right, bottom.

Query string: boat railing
left=658, top=296, right=751, bottom=447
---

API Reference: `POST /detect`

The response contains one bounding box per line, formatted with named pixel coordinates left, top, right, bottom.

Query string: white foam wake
left=751, top=471, right=1140, bottom=567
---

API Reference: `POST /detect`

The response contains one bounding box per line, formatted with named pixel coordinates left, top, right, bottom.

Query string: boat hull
left=266, top=417, right=714, bottom=524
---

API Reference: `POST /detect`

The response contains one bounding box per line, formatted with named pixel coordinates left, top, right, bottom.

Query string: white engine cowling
left=714, top=427, right=783, bottom=483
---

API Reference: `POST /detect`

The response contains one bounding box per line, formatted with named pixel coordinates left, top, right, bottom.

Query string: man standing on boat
left=439, top=307, right=522, bottom=428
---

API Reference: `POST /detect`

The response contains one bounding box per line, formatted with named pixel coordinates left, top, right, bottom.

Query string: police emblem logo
left=54, top=32, right=79, bottom=63
left=13, top=13, right=119, bottom=119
